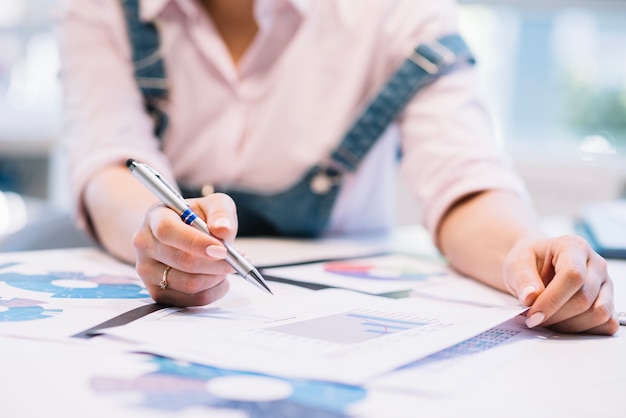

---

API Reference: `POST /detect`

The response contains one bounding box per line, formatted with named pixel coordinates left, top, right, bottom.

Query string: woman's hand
left=503, top=234, right=620, bottom=335
left=132, top=193, right=238, bottom=307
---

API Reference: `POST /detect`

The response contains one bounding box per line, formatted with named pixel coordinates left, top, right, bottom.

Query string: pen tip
left=258, top=278, right=273, bottom=295
left=248, top=270, right=273, bottom=295
left=126, top=158, right=136, bottom=168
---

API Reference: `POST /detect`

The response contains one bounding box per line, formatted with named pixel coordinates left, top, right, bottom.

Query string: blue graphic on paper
left=91, top=356, right=366, bottom=417
left=0, top=298, right=62, bottom=322
left=401, top=327, right=520, bottom=369
left=0, top=271, right=148, bottom=299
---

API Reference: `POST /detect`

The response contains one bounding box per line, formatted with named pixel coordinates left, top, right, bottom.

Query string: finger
left=546, top=280, right=619, bottom=335
left=134, top=206, right=233, bottom=293
left=525, top=236, right=592, bottom=327
left=194, top=193, right=238, bottom=242
left=583, top=313, right=620, bottom=336
left=156, top=275, right=231, bottom=307
left=153, top=263, right=230, bottom=294
left=503, top=243, right=546, bottom=306
left=147, top=204, right=225, bottom=260
left=142, top=238, right=229, bottom=277
left=138, top=261, right=230, bottom=304
left=536, top=254, right=605, bottom=326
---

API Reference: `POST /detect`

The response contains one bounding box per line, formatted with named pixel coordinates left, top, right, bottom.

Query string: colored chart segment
left=403, top=327, right=521, bottom=368
left=324, top=257, right=445, bottom=280
left=0, top=271, right=148, bottom=299
left=90, top=356, right=366, bottom=417
left=0, top=298, right=62, bottom=322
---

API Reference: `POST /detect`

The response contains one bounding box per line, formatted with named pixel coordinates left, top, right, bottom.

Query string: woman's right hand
left=132, top=193, right=239, bottom=307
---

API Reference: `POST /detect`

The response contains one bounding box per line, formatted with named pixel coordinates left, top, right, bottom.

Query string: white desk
left=0, top=226, right=624, bottom=418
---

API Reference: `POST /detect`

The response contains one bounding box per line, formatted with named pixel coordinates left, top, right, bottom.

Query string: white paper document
left=368, top=316, right=552, bottom=396
left=607, top=260, right=626, bottom=324
left=106, top=288, right=524, bottom=385
left=234, top=234, right=390, bottom=268
left=261, top=254, right=522, bottom=310
left=0, top=248, right=153, bottom=339
left=262, top=253, right=449, bottom=294
left=2, top=332, right=532, bottom=418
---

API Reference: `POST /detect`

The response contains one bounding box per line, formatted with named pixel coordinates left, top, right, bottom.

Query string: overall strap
left=121, top=8, right=473, bottom=183
left=121, top=0, right=169, bottom=139
left=330, top=34, right=475, bottom=173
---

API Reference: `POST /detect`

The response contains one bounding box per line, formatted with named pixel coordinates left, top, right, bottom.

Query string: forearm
left=436, top=190, right=543, bottom=293
left=84, top=164, right=158, bottom=264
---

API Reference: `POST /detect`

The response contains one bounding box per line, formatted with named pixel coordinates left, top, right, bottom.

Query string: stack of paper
left=0, top=244, right=540, bottom=417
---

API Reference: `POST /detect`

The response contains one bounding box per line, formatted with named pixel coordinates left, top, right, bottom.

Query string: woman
left=59, top=0, right=618, bottom=335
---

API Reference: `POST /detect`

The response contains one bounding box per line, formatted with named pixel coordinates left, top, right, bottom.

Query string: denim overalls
left=120, top=0, right=474, bottom=237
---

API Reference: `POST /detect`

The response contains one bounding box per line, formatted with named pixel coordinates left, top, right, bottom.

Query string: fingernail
left=525, top=312, right=545, bottom=328
left=206, top=245, right=227, bottom=259
left=519, top=286, right=536, bottom=304
left=213, top=218, right=232, bottom=229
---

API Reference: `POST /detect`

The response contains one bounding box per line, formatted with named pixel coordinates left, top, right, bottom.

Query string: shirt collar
left=255, top=0, right=311, bottom=17
left=139, top=0, right=168, bottom=21
left=288, top=0, right=312, bottom=15
left=139, top=0, right=312, bottom=22
left=139, top=0, right=196, bottom=21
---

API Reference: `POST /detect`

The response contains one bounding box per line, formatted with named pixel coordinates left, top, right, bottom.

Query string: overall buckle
left=310, top=165, right=343, bottom=195
left=407, top=40, right=456, bottom=75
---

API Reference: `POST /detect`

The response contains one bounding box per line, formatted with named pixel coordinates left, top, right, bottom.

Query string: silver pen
left=127, top=159, right=272, bottom=294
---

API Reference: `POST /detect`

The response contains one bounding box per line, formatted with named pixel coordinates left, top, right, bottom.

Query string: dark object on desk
left=72, top=304, right=168, bottom=339
left=576, top=200, right=626, bottom=259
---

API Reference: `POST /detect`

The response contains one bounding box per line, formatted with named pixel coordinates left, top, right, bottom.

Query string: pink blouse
left=59, top=0, right=529, bottom=237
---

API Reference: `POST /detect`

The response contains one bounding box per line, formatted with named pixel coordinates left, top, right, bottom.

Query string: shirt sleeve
left=57, top=0, right=174, bottom=232
left=386, top=0, right=532, bottom=239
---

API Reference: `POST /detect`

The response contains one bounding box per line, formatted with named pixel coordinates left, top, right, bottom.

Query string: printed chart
left=0, top=249, right=152, bottom=337
left=268, top=310, right=439, bottom=344
left=370, top=316, right=552, bottom=396
left=0, top=271, right=148, bottom=299
left=91, top=355, right=366, bottom=417
left=263, top=254, right=449, bottom=294
left=323, top=258, right=442, bottom=280
left=0, top=298, right=62, bottom=322
left=107, top=289, right=523, bottom=384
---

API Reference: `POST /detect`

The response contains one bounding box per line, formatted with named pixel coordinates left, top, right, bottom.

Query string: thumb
left=502, top=237, right=552, bottom=329
left=516, top=281, right=544, bottom=307
left=508, top=272, right=547, bottom=329
left=197, top=193, right=239, bottom=242
left=503, top=255, right=546, bottom=307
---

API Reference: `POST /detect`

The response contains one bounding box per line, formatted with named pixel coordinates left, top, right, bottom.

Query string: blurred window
left=458, top=0, right=626, bottom=155
left=1, top=0, right=624, bottom=154
left=0, top=0, right=60, bottom=144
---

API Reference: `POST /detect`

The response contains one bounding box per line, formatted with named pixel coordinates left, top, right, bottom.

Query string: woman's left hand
left=503, top=234, right=620, bottom=335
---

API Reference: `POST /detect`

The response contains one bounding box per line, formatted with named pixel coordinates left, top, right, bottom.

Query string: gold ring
left=160, top=265, right=172, bottom=290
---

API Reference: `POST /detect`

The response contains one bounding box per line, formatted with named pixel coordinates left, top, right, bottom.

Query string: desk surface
left=1, top=225, right=624, bottom=418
